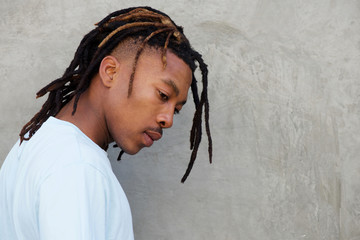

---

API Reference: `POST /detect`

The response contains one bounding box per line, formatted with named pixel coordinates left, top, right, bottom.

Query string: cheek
left=131, top=89, right=160, bottom=111
left=122, top=98, right=157, bottom=127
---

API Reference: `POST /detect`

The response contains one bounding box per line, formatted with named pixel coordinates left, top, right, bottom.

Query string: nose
left=157, top=109, right=174, bottom=129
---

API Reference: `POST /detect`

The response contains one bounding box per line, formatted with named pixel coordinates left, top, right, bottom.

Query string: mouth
left=143, top=129, right=162, bottom=147
left=146, top=130, right=162, bottom=141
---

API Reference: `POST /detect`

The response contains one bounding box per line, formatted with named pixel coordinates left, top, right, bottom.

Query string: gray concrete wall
left=1, top=0, right=359, bottom=239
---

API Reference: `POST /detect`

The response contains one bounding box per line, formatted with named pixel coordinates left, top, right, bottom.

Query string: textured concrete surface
left=1, top=0, right=359, bottom=239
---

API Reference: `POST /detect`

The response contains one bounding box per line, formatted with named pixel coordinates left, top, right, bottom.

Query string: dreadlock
left=19, top=7, right=212, bottom=183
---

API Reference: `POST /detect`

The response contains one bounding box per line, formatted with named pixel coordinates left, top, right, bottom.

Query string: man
left=0, top=6, right=212, bottom=240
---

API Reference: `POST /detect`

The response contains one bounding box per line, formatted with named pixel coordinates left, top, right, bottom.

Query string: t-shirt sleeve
left=37, top=163, right=108, bottom=240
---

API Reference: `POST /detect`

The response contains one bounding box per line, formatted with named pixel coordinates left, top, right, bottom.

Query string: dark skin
left=56, top=46, right=192, bottom=154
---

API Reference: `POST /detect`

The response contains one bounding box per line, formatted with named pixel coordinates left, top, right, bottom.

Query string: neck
left=55, top=90, right=112, bottom=150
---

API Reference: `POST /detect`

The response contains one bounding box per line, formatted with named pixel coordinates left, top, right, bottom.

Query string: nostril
left=160, top=121, right=166, bottom=127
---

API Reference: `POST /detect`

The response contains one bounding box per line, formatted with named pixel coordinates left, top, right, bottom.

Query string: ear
left=99, top=55, right=120, bottom=87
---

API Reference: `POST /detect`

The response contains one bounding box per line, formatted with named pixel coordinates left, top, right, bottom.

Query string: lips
left=145, top=130, right=162, bottom=141
left=143, top=129, right=163, bottom=147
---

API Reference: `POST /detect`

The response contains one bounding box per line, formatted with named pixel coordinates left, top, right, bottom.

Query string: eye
left=158, top=90, right=169, bottom=101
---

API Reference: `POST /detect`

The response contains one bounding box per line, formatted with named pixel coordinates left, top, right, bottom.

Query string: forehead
left=111, top=39, right=193, bottom=96
left=141, top=48, right=192, bottom=87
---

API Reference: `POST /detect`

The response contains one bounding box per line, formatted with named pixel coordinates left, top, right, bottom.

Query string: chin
left=125, top=149, right=140, bottom=155
left=116, top=142, right=142, bottom=155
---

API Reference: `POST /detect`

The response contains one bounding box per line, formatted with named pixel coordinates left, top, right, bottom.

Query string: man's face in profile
left=103, top=49, right=192, bottom=155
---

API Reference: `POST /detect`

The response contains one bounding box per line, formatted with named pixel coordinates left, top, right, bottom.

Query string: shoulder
left=22, top=117, right=111, bottom=181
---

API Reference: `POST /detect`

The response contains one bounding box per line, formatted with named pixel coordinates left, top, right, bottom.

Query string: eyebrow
left=161, top=79, right=187, bottom=105
left=162, top=79, right=179, bottom=96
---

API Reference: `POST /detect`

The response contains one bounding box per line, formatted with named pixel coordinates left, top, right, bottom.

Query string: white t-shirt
left=0, top=117, right=134, bottom=240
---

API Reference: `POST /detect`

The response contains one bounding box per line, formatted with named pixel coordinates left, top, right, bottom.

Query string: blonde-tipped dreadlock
left=19, top=6, right=212, bottom=183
